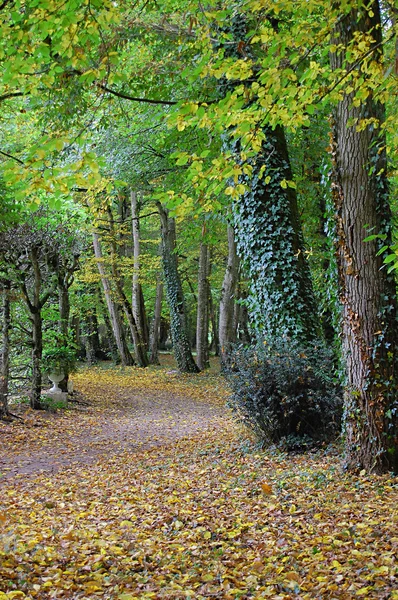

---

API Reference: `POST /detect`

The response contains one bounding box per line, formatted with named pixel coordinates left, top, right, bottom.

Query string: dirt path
left=0, top=370, right=231, bottom=480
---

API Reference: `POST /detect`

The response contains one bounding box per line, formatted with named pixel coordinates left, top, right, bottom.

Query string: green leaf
left=383, top=253, right=397, bottom=264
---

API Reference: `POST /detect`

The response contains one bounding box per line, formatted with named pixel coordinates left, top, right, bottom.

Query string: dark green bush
left=225, top=340, right=342, bottom=450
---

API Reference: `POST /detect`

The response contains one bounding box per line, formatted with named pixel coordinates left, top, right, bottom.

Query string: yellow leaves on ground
left=260, top=482, right=273, bottom=495
left=0, top=362, right=397, bottom=599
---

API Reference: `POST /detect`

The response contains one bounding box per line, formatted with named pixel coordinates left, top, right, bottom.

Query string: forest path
left=0, top=361, right=232, bottom=480
left=1, top=363, right=397, bottom=600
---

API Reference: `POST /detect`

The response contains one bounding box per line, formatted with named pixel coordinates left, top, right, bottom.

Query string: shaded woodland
left=0, top=0, right=397, bottom=474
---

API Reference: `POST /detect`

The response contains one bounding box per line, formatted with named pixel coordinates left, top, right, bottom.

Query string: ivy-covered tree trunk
left=331, top=0, right=398, bottom=473
left=196, top=238, right=210, bottom=370
left=0, top=280, right=10, bottom=419
left=233, top=125, right=320, bottom=344
left=219, top=225, right=239, bottom=365
left=131, top=191, right=149, bottom=351
left=157, top=203, right=199, bottom=373
left=92, top=232, right=134, bottom=366
left=149, top=277, right=163, bottom=365
left=218, top=14, right=320, bottom=345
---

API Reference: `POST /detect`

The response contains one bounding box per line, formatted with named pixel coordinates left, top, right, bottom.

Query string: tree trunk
left=0, top=281, right=11, bottom=418
left=97, top=289, right=119, bottom=363
left=331, top=0, right=398, bottom=473
left=58, top=281, right=71, bottom=392
left=131, top=191, right=149, bottom=349
left=59, top=284, right=70, bottom=341
left=219, top=14, right=320, bottom=345
left=149, top=278, right=163, bottom=365
left=30, top=248, right=44, bottom=409
left=209, top=288, right=219, bottom=357
left=92, top=232, right=134, bottom=366
left=84, top=313, right=100, bottom=365
left=219, top=225, right=239, bottom=365
left=196, top=237, right=210, bottom=370
left=233, top=125, right=320, bottom=344
left=106, top=208, right=149, bottom=367
left=157, top=203, right=199, bottom=373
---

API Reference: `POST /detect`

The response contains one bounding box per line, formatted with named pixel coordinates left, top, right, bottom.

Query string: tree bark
left=84, top=312, right=100, bottom=365
left=209, top=287, right=219, bottom=357
left=149, top=277, right=163, bottom=365
left=196, top=235, right=210, bottom=370
left=56, top=265, right=76, bottom=391
left=97, top=289, right=119, bottom=363
left=0, top=280, right=11, bottom=418
left=331, top=0, right=398, bottom=473
left=29, top=248, right=44, bottom=409
left=157, top=203, right=199, bottom=373
left=219, top=225, right=239, bottom=365
left=106, top=207, right=149, bottom=367
left=131, top=191, right=149, bottom=350
left=92, top=232, right=134, bottom=366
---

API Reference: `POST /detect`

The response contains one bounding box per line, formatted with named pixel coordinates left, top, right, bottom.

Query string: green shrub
left=225, top=340, right=342, bottom=450
left=42, top=344, right=77, bottom=375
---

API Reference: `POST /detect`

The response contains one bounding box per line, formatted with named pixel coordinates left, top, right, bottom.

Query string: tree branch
left=0, top=150, right=24, bottom=165
left=97, top=83, right=178, bottom=105
left=0, top=91, right=24, bottom=103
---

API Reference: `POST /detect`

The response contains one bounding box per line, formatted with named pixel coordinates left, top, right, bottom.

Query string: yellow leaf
left=261, top=482, right=272, bottom=495
left=356, top=588, right=371, bottom=596
left=120, top=520, right=134, bottom=527
left=285, top=571, right=300, bottom=582
left=289, top=504, right=297, bottom=514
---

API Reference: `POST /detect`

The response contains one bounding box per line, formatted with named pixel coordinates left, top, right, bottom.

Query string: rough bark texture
left=219, top=225, right=239, bottom=365
left=131, top=191, right=149, bottom=350
left=157, top=203, right=199, bottom=373
left=196, top=239, right=210, bottom=371
left=92, top=232, right=134, bottom=366
left=0, top=281, right=10, bottom=418
left=331, top=0, right=398, bottom=473
left=149, top=278, right=163, bottom=365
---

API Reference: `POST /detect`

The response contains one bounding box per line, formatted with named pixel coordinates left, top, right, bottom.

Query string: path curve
left=0, top=382, right=230, bottom=480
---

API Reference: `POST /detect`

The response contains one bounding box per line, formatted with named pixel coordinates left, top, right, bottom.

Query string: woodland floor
left=0, top=357, right=397, bottom=600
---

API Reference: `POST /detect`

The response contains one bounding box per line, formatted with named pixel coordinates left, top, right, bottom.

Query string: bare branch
left=0, top=150, right=24, bottom=165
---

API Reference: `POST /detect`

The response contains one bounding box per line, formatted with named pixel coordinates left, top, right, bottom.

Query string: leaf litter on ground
left=0, top=360, right=397, bottom=599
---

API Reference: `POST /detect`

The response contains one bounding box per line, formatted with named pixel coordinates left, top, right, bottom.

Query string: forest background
left=0, top=0, right=398, bottom=476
